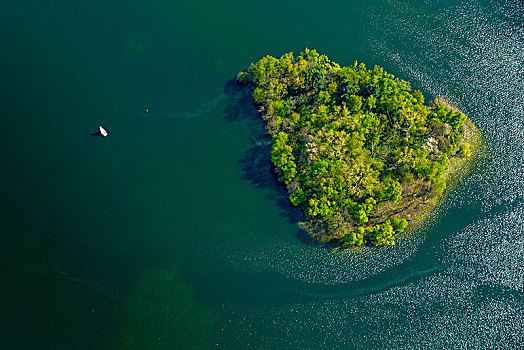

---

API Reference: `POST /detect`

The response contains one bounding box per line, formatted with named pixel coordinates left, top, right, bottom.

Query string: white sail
left=99, top=125, right=108, bottom=137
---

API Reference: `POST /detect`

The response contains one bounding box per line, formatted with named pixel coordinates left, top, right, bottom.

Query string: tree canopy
left=238, top=49, right=471, bottom=247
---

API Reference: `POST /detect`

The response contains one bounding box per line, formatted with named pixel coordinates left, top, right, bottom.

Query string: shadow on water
left=223, top=78, right=317, bottom=246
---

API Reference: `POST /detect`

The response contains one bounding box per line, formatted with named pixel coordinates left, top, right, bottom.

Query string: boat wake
left=142, top=92, right=225, bottom=121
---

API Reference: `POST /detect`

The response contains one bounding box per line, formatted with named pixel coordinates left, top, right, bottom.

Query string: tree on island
left=237, top=49, right=472, bottom=247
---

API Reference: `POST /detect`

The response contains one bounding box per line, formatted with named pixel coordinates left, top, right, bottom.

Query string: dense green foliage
left=238, top=49, right=470, bottom=246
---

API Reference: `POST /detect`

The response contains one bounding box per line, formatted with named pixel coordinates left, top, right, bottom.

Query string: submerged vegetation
left=238, top=49, right=478, bottom=247
left=117, top=269, right=218, bottom=349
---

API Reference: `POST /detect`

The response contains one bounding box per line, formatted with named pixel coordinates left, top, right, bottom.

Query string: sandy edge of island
left=400, top=116, right=486, bottom=238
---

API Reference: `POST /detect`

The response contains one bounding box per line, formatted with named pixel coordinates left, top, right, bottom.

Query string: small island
left=237, top=49, right=481, bottom=247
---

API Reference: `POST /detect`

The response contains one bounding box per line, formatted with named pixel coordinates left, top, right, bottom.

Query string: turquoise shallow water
left=1, top=0, right=523, bottom=348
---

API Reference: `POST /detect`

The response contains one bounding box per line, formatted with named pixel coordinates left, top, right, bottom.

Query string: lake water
left=1, top=0, right=522, bottom=348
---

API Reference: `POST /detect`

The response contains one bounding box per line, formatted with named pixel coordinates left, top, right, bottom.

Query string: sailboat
left=99, top=125, right=108, bottom=137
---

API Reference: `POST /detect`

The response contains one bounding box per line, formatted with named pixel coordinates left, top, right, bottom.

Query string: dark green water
left=1, top=0, right=523, bottom=348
